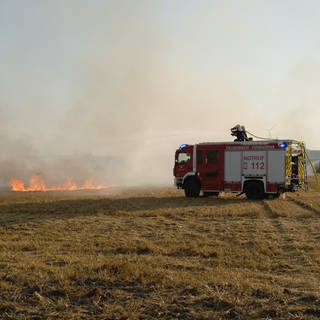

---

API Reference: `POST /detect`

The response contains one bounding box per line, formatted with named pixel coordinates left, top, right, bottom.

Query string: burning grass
left=0, top=187, right=320, bottom=319
left=10, top=173, right=107, bottom=192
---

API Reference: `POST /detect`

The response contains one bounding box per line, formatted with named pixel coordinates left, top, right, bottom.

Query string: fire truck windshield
left=176, top=152, right=191, bottom=165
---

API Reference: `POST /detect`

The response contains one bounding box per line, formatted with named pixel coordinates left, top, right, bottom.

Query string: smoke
left=0, top=110, right=37, bottom=184
left=51, top=47, right=252, bottom=186
left=256, top=59, right=320, bottom=146
left=1, top=1, right=320, bottom=188
left=39, top=1, right=254, bottom=187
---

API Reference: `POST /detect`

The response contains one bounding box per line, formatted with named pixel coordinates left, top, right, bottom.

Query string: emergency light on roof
left=179, top=144, right=188, bottom=150
left=279, top=141, right=288, bottom=149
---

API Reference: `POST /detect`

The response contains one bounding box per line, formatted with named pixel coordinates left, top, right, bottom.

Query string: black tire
left=184, top=178, right=200, bottom=198
left=271, top=192, right=281, bottom=199
left=244, top=181, right=265, bottom=200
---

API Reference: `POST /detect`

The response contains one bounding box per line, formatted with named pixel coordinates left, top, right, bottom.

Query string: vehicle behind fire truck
left=173, top=130, right=308, bottom=199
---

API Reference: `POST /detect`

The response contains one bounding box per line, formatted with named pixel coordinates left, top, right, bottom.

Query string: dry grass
left=0, top=187, right=320, bottom=319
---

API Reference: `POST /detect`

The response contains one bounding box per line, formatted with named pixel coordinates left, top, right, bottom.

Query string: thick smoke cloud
left=0, top=111, right=36, bottom=184
left=1, top=1, right=320, bottom=188
left=53, top=49, right=252, bottom=186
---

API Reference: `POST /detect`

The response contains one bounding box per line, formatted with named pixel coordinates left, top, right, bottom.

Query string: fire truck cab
left=174, top=140, right=307, bottom=199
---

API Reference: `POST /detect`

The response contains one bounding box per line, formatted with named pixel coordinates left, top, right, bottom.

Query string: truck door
left=197, top=147, right=223, bottom=191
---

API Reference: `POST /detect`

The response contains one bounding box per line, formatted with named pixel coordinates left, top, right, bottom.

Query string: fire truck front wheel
left=244, top=181, right=265, bottom=200
left=183, top=178, right=200, bottom=198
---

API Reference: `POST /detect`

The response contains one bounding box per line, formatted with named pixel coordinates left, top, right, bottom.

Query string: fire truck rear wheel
left=184, top=178, right=200, bottom=198
left=244, top=181, right=265, bottom=200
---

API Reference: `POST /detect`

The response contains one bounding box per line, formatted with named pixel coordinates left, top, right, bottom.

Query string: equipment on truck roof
left=230, top=124, right=253, bottom=142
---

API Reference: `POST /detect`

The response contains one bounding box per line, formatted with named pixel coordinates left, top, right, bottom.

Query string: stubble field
left=0, top=186, right=320, bottom=319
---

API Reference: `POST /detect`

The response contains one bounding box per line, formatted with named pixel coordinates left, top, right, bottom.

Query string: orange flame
left=10, top=173, right=107, bottom=192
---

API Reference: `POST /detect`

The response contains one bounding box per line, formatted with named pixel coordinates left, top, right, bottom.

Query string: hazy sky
left=1, top=0, right=320, bottom=185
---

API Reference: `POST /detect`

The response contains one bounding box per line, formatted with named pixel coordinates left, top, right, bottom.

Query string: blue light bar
left=279, top=141, right=288, bottom=149
left=179, top=144, right=187, bottom=150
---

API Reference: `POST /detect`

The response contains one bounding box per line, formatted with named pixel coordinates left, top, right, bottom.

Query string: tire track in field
left=260, top=200, right=286, bottom=237
left=263, top=198, right=317, bottom=218
left=261, top=197, right=320, bottom=290
left=286, top=196, right=320, bottom=217
left=259, top=200, right=309, bottom=266
left=261, top=200, right=280, bottom=219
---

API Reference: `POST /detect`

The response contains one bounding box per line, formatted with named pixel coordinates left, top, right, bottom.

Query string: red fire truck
left=173, top=128, right=308, bottom=199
